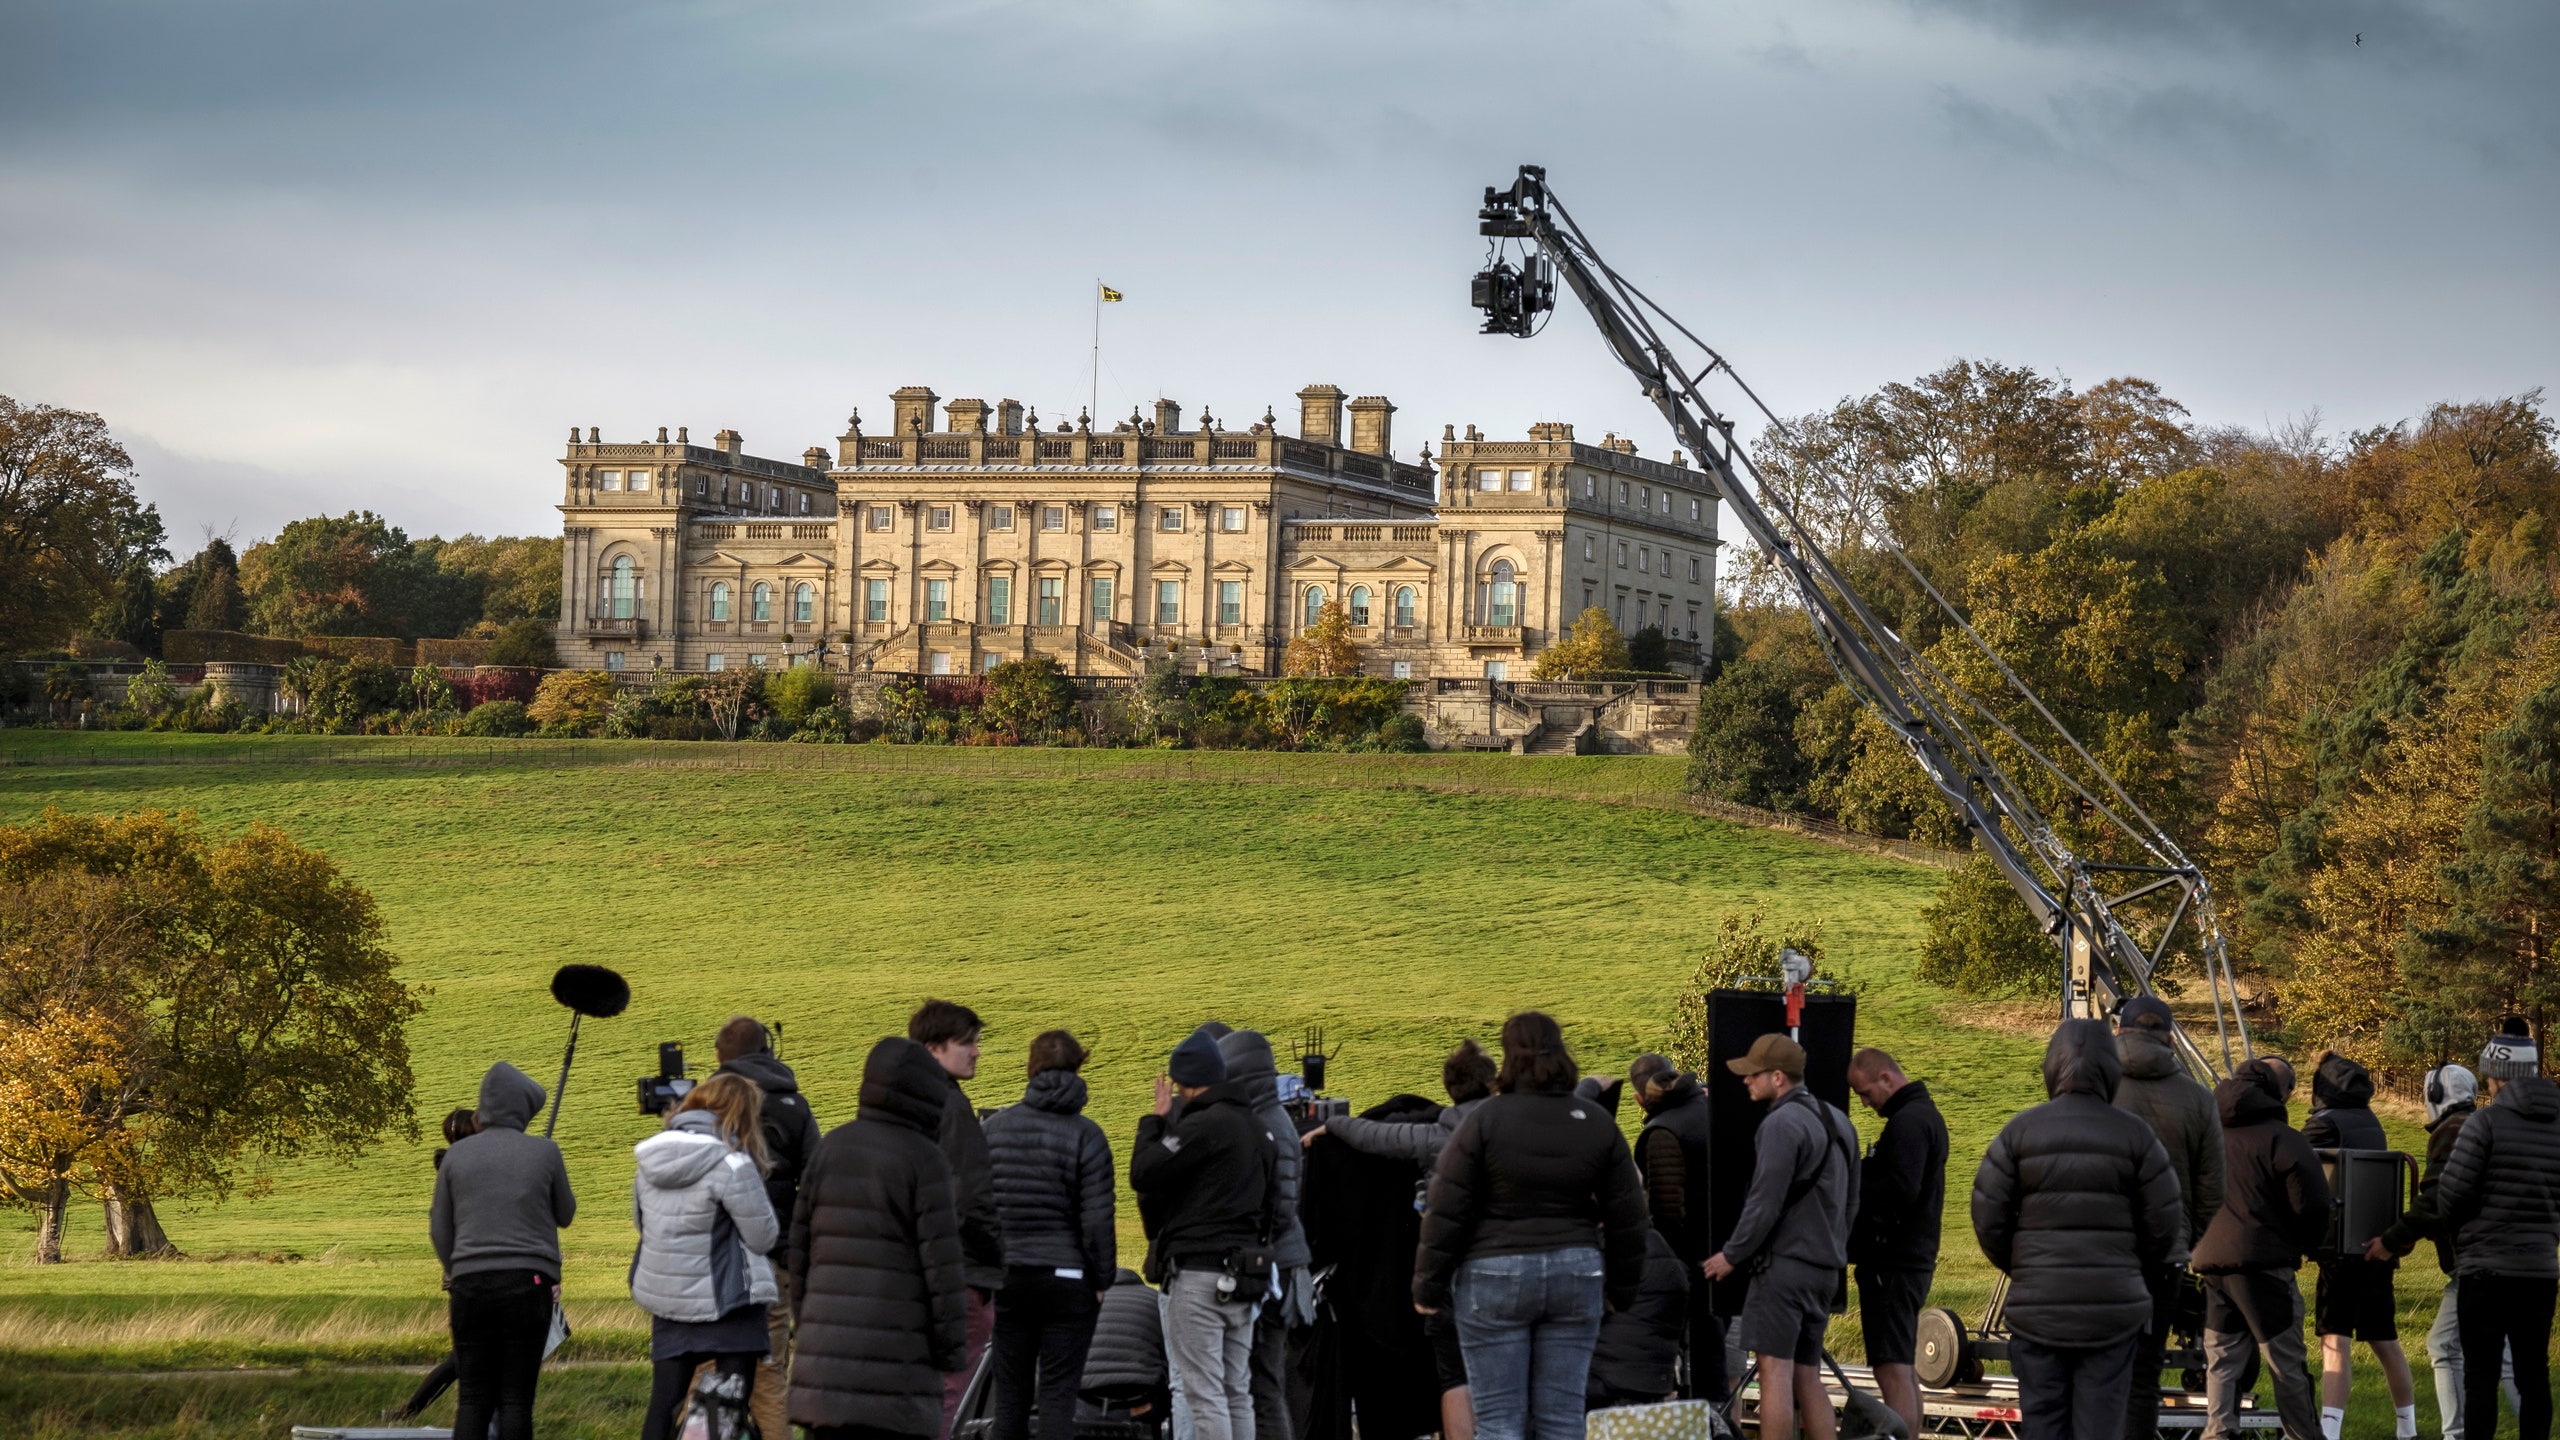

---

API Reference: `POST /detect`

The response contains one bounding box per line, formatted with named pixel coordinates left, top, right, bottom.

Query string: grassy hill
left=0, top=735, right=2450, bottom=1439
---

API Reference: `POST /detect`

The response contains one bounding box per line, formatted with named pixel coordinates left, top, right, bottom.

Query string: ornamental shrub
left=528, top=671, right=619, bottom=734
left=460, top=699, right=532, bottom=737
left=764, top=665, right=840, bottom=725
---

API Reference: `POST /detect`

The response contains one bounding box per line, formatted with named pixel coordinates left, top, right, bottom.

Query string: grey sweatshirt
left=431, top=1062, right=578, bottom=1280
left=1722, top=1082, right=1859, bottom=1272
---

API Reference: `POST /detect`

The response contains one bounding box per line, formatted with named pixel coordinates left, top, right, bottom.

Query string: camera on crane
left=1474, top=166, right=1555, bottom=337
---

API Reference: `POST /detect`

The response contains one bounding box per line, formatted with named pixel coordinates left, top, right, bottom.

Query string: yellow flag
left=1099, top=284, right=1124, bottom=302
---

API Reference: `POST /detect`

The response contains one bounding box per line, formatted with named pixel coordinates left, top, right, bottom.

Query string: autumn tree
left=1282, top=600, right=1365, bottom=677
left=1668, top=908, right=1826, bottom=1071
left=1529, top=607, right=1630, bottom=680
left=2405, top=677, right=2560, bottom=1055
left=0, top=810, right=423, bottom=1258
left=238, top=512, right=470, bottom=639
left=0, top=396, right=167, bottom=652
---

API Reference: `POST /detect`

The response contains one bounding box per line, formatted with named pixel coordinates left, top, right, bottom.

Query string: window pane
left=630, top=471, right=651, bottom=491
left=710, top=583, right=730, bottom=622
left=794, top=583, right=814, bottom=621
left=1508, top=469, right=1532, bottom=491
left=1161, top=507, right=1183, bottom=531
left=1395, top=586, right=1415, bottom=627
left=1392, top=660, right=1412, bottom=679
left=865, top=578, right=889, bottom=622
left=991, top=505, right=1013, bottom=531
left=930, top=506, right=952, bottom=530
left=1094, top=506, right=1116, bottom=531
left=706, top=653, right=725, bottom=671
left=1155, top=580, right=1180, bottom=625
left=752, top=583, right=771, bottom=621
left=1092, top=577, right=1114, bottom=622
left=1490, top=581, right=1518, bottom=628
left=1690, top=498, right=1701, bottom=520
left=871, top=506, right=891, bottom=530
left=599, top=471, right=621, bottom=491
left=1219, top=580, right=1242, bottom=626
left=929, top=651, right=950, bottom=675
left=987, top=577, right=1011, bottom=626
left=1303, top=586, right=1325, bottom=626
left=1478, top=468, right=1502, bottom=491
left=1350, top=586, right=1371, bottom=626
left=1043, top=506, right=1065, bottom=531
left=605, top=651, right=625, bottom=670
left=1638, top=548, right=1649, bottom=573
left=927, top=579, right=950, bottom=620
left=1038, top=577, right=1062, bottom=626
left=1222, top=507, right=1244, bottom=532
left=749, top=653, right=768, bottom=668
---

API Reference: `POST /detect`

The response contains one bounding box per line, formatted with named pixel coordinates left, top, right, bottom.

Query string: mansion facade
left=554, top=384, right=1720, bottom=680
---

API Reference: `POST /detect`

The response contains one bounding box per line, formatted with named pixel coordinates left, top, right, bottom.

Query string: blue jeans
left=1454, top=1247, right=1605, bottom=1440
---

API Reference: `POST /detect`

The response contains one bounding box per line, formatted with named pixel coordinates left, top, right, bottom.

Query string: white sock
left=2396, top=1404, right=2419, bottom=1439
left=2322, top=1407, right=2345, bottom=1440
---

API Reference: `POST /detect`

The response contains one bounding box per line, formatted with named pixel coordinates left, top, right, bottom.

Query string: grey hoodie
left=431, top=1062, right=578, bottom=1280
left=1218, top=1029, right=1311, bottom=1269
left=1722, top=1080, right=1860, bottom=1274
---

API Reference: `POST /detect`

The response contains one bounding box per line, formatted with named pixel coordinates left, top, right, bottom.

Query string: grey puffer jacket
left=629, top=1108, right=781, bottom=1322
left=1721, top=1082, right=1860, bottom=1274
left=983, top=1069, right=1116, bottom=1276
left=1078, top=1268, right=1166, bottom=1391
left=1326, top=1097, right=1483, bottom=1165
left=1971, top=1021, right=2184, bottom=1348
left=2112, top=1027, right=2225, bottom=1248
left=2437, top=1075, right=2560, bottom=1279
left=1218, top=1030, right=1311, bottom=1269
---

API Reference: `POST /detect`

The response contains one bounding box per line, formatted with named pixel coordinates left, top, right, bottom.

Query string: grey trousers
left=2428, top=1276, right=2521, bottom=1440
left=2201, top=1270, right=2321, bottom=1440
left=1163, top=1269, right=1257, bottom=1440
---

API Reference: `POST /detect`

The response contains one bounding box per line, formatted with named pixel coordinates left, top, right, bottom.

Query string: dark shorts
left=2315, top=1260, right=2398, bottom=1341
left=1427, top=1307, right=1468, bottom=1391
left=1856, top=1266, right=1933, bottom=1367
left=1739, top=1257, right=1837, bottom=1364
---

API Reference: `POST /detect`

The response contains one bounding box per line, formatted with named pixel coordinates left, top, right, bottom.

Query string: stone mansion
left=553, top=384, right=1720, bottom=681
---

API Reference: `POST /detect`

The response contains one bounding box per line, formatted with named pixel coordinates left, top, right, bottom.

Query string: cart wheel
left=2180, top=1367, right=2207, bottom=1395
left=1915, top=1306, right=1973, bottom=1390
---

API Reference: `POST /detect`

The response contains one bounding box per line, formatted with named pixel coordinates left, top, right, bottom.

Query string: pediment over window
left=980, top=558, right=1021, bottom=574
left=1148, top=559, right=1190, bottom=574
left=772, top=551, right=834, bottom=569
left=919, top=558, right=960, bottom=576
left=1283, top=554, right=1345, bottom=573
left=1210, top=558, right=1257, bottom=574
left=1368, top=555, right=1437, bottom=573
left=857, top=557, right=901, bottom=574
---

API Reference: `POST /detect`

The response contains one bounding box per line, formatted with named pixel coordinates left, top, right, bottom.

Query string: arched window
left=1303, top=585, right=1326, bottom=627
left=793, top=582, right=815, bottom=622
left=1487, top=560, right=1518, bottom=628
left=752, top=582, right=772, bottom=622
left=709, top=582, right=731, bottom=622
left=1349, top=586, right=1372, bottom=627
left=1394, top=586, right=1416, bottom=628
left=609, top=556, right=637, bottom=619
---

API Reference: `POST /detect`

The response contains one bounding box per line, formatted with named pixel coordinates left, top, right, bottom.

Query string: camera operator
left=1624, top=1053, right=1728, bottom=1405
left=1218, top=1028, right=1312, bottom=1440
left=910, top=998, right=1006, bottom=1439
left=2110, top=997, right=2222, bottom=1440
left=714, top=1015, right=823, bottom=1440
left=1845, top=1048, right=1946, bottom=1440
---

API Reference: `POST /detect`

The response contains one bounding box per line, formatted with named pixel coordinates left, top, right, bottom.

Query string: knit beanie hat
left=1168, top=1027, right=1228, bottom=1087
left=2479, top=1016, right=2540, bottom=1082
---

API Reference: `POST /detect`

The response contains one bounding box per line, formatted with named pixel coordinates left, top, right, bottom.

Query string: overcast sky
left=2, top=0, right=2552, bottom=550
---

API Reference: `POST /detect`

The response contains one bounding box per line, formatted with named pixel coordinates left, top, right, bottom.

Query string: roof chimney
left=802, top=446, right=829, bottom=470
left=1297, top=385, right=1345, bottom=446
left=946, top=398, right=990, bottom=434
left=1154, top=398, right=1183, bottom=436
left=892, top=386, right=940, bottom=436
left=1347, top=395, right=1396, bottom=457
left=997, top=399, right=1024, bottom=436
left=714, top=428, right=743, bottom=455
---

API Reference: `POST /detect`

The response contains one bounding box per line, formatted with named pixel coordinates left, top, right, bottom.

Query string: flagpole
left=1090, top=280, right=1101, bottom=425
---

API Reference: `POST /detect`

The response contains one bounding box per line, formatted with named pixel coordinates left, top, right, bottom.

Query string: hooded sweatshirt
left=1969, top=1020, right=2184, bottom=1347
left=630, top=1108, right=781, bottom=1322
left=2191, top=1060, right=2330, bottom=1273
left=2303, top=1053, right=2388, bottom=1152
left=1217, top=1029, right=1312, bottom=1269
left=2112, top=1026, right=2225, bottom=1249
left=983, top=1068, right=1117, bottom=1275
left=430, top=1062, right=578, bottom=1281
left=715, top=1050, right=823, bottom=1265
left=2435, top=1073, right=2560, bottom=1278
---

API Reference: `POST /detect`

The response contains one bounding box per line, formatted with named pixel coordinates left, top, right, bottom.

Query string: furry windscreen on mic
left=551, top=964, right=630, bottom=1018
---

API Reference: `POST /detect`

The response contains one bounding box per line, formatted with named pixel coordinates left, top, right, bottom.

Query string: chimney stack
left=891, top=386, right=940, bottom=436
left=997, top=399, right=1024, bottom=436
left=1347, top=395, right=1396, bottom=457
left=1297, top=385, right=1346, bottom=446
left=714, top=429, right=743, bottom=455
left=803, top=446, right=829, bottom=470
left=946, top=398, right=990, bottom=434
left=1153, top=398, right=1183, bottom=435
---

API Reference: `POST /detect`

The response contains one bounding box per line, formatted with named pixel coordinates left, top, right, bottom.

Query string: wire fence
left=0, top=736, right=1968, bottom=871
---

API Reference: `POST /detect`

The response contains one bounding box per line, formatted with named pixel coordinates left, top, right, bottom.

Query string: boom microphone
left=543, top=964, right=629, bottom=1137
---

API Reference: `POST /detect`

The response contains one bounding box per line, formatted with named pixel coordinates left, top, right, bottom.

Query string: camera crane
left=1472, top=164, right=2251, bottom=1078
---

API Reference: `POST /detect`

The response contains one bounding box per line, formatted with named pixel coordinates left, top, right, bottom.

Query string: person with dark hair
left=1586, top=1227, right=1691, bottom=1410
left=1217, top=1028, right=1312, bottom=1440
left=1846, top=1046, right=1946, bottom=1440
left=2430, top=1021, right=2560, bottom=1440
left=714, top=1014, right=824, bottom=1440
left=631, top=1072, right=780, bottom=1440
left=429, top=1062, right=577, bottom=1440
left=2109, top=996, right=2222, bottom=1440
left=1131, top=1026, right=1279, bottom=1440
left=789, top=1037, right=969, bottom=1440
left=1415, top=1011, right=1648, bottom=1440
left=910, top=998, right=1004, bottom=1438
left=387, top=1109, right=484, bottom=1424
left=1305, top=1037, right=1496, bottom=1440
left=1971, top=1020, right=2183, bottom=1440
left=2371, top=1062, right=2520, bottom=1440
left=2193, top=1057, right=2329, bottom=1440
left=1625, top=1051, right=1729, bottom=1404
left=2302, top=1051, right=2414, bottom=1440
left=1700, top=1034, right=1858, bottom=1440
left=983, top=1029, right=1116, bottom=1440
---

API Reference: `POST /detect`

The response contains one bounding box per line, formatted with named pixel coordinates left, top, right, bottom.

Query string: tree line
left=1, top=394, right=560, bottom=663
left=1685, top=360, right=2559, bottom=1075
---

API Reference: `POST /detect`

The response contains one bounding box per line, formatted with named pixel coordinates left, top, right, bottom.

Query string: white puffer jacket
left=630, top=1109, right=780, bottom=1321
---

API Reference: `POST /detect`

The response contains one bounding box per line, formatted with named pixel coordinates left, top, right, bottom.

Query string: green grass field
left=0, top=734, right=2468, bottom=1438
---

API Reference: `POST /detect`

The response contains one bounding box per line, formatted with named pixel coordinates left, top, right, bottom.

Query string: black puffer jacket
left=1970, top=1020, right=2184, bottom=1348
left=1218, top=1030, right=1311, bottom=1269
left=2380, top=1101, right=2476, bottom=1273
left=2191, top=1061, right=2331, bottom=1274
left=936, top=1074, right=1006, bottom=1292
left=788, top=1038, right=968, bottom=1437
left=1588, top=1227, right=1690, bottom=1401
left=717, top=1050, right=824, bottom=1266
left=1078, top=1268, right=1166, bottom=1392
left=2437, top=1075, right=2560, bottom=1279
left=1849, top=1079, right=1949, bottom=1271
left=2304, top=1053, right=2388, bottom=1152
left=983, top=1069, right=1116, bottom=1275
left=1634, top=1074, right=1717, bottom=1265
left=1130, top=1080, right=1277, bottom=1282
left=2112, top=1028, right=2224, bottom=1249
left=1413, top=1085, right=1649, bottom=1311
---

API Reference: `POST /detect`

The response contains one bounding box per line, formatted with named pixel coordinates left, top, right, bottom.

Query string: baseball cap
left=2116, top=996, right=2175, bottom=1032
left=1726, top=1032, right=1806, bottom=1078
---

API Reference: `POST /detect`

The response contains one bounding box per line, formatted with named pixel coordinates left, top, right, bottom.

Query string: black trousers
left=2011, top=1332, right=2140, bottom=1440
left=644, top=1351, right=759, bottom=1440
left=993, top=1268, right=1103, bottom=1440
left=2459, top=1274, right=2557, bottom=1440
left=2122, top=1271, right=2181, bottom=1440
left=449, top=1269, right=554, bottom=1440
left=1250, top=1283, right=1293, bottom=1440
left=1682, top=1280, right=1729, bottom=1400
left=400, top=1353, right=459, bottom=1418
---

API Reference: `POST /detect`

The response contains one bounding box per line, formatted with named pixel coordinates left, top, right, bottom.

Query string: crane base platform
left=1737, top=1363, right=2278, bottom=1439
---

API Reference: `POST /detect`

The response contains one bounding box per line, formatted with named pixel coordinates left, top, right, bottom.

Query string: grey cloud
left=1902, top=0, right=2461, bottom=65
left=1935, top=83, right=2314, bottom=170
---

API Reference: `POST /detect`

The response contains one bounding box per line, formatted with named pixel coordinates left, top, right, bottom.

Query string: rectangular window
left=1584, top=586, right=1594, bottom=612
left=1614, top=594, right=1626, bottom=625
left=796, top=492, right=808, bottom=513
left=986, top=577, right=1011, bottom=626
left=766, top=486, right=780, bottom=510
left=1690, top=498, right=1702, bottom=521
left=706, top=652, right=726, bottom=671
left=694, top=477, right=707, bottom=496
left=929, top=651, right=951, bottom=675
left=1038, top=577, right=1062, bottom=626
left=990, top=505, right=1014, bottom=532
left=982, top=653, right=1001, bottom=674
left=604, top=651, right=625, bottom=671
left=1483, top=660, right=1508, bottom=680
left=1093, top=505, right=1117, bottom=532
left=1478, top=468, right=1503, bottom=491
left=1584, top=475, right=1596, bottom=498
left=1091, top=576, right=1115, bottom=623
left=1160, top=507, right=1184, bottom=532
left=1618, top=481, right=1630, bottom=503
left=929, top=505, right=953, bottom=531
left=598, top=471, right=621, bottom=491
left=1638, top=547, right=1650, bottom=574
left=865, top=578, right=889, bottom=622
left=926, top=579, right=950, bottom=621
left=1220, top=506, right=1245, bottom=533
left=1689, top=557, right=1702, bottom=582
left=1218, top=580, right=1242, bottom=626
left=630, top=471, right=651, bottom=492
left=1688, top=607, right=1700, bottom=637
left=1616, top=541, right=1628, bottom=568
left=749, top=653, right=769, bottom=668
left=1639, top=485, right=1651, bottom=509
left=1508, top=469, right=1532, bottom=491
left=869, top=506, right=892, bottom=531
left=1155, top=579, right=1180, bottom=625
left=1391, top=660, right=1412, bottom=680
left=1043, top=506, right=1065, bottom=532
left=1584, top=536, right=1594, bottom=560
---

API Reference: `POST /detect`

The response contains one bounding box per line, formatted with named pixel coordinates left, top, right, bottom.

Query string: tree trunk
left=35, top=1175, right=67, bottom=1264
left=101, top=1187, right=177, bottom=1257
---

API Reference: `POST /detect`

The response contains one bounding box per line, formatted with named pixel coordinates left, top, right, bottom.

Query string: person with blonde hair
left=632, top=1070, right=782, bottom=1440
